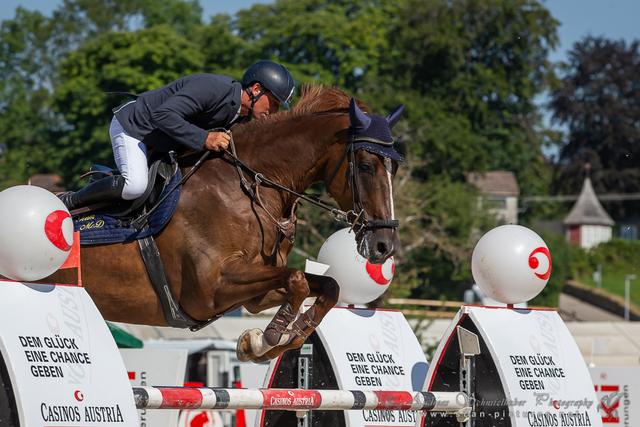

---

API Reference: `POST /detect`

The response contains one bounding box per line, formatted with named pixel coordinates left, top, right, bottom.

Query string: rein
left=133, top=127, right=400, bottom=236
left=224, top=136, right=351, bottom=228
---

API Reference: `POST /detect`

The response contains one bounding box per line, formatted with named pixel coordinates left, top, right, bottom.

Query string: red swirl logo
left=528, top=247, right=552, bottom=280
left=365, top=260, right=394, bottom=285
left=44, top=210, right=72, bottom=251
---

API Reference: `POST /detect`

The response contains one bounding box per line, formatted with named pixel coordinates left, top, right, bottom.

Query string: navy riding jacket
left=114, top=73, right=242, bottom=152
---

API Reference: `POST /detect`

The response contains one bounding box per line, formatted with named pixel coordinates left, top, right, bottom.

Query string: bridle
left=224, top=131, right=399, bottom=236
left=325, top=137, right=400, bottom=233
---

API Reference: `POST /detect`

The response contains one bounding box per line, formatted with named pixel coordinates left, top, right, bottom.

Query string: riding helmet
left=242, top=60, right=295, bottom=108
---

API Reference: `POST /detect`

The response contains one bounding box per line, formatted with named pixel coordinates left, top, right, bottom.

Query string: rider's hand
left=204, top=131, right=231, bottom=152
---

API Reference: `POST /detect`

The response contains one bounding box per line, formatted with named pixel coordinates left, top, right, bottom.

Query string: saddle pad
left=73, top=169, right=182, bottom=246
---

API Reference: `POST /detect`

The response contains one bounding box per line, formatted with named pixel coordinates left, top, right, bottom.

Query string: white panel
left=0, top=281, right=139, bottom=426
left=468, top=306, right=602, bottom=427
left=316, top=307, right=428, bottom=427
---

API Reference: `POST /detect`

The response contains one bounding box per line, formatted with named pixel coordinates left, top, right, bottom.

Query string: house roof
left=28, top=174, right=65, bottom=192
left=466, top=171, right=519, bottom=196
left=563, top=177, right=614, bottom=226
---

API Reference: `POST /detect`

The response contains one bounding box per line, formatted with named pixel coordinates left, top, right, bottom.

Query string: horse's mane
left=293, top=85, right=352, bottom=114
left=235, top=85, right=358, bottom=134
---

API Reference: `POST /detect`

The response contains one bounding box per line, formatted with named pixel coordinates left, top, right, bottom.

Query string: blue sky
left=543, top=0, right=639, bottom=62
left=0, top=0, right=269, bottom=22
left=1, top=0, right=638, bottom=64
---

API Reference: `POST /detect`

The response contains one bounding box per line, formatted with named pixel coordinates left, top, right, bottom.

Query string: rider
left=59, top=60, right=295, bottom=211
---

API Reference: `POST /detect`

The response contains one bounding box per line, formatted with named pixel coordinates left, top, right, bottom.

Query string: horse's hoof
left=237, top=328, right=272, bottom=362
left=236, top=329, right=257, bottom=362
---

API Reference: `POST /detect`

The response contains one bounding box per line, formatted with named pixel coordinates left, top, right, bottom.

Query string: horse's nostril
left=376, top=241, right=388, bottom=256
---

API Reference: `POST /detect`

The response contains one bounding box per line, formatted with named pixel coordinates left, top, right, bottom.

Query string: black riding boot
left=58, top=175, right=126, bottom=210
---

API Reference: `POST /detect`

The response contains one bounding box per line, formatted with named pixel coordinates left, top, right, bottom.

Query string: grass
left=576, top=268, right=640, bottom=307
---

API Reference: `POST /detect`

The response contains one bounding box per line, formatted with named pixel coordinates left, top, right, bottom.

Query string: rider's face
left=250, top=85, right=281, bottom=119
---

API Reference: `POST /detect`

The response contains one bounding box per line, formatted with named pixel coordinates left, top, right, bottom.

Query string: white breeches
left=109, top=116, right=148, bottom=200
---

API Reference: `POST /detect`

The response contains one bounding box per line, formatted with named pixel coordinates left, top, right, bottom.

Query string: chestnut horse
left=52, top=85, right=403, bottom=362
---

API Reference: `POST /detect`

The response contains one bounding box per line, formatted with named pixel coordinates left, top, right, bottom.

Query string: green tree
left=0, top=8, right=61, bottom=186
left=393, top=174, right=496, bottom=300
left=550, top=37, right=640, bottom=195
left=230, top=0, right=395, bottom=89
left=48, top=0, right=202, bottom=39
left=376, top=0, right=558, bottom=183
left=196, top=13, right=246, bottom=74
left=362, top=0, right=558, bottom=298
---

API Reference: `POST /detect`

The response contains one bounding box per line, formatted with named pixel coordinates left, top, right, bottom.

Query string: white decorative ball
left=471, top=225, right=552, bottom=304
left=317, top=228, right=394, bottom=305
left=0, top=185, right=73, bottom=281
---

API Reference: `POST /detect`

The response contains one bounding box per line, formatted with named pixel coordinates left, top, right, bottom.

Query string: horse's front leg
left=216, top=260, right=311, bottom=362
left=241, top=274, right=340, bottom=362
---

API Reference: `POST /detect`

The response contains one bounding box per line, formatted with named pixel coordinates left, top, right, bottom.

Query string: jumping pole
left=132, top=386, right=469, bottom=413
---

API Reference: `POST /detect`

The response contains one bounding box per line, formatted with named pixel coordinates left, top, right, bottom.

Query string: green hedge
left=530, top=236, right=640, bottom=307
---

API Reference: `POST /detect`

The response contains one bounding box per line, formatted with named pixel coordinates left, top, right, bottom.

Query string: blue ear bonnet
left=348, top=98, right=405, bottom=162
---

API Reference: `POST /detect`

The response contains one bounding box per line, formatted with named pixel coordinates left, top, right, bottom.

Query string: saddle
left=82, top=154, right=178, bottom=217
left=73, top=155, right=182, bottom=245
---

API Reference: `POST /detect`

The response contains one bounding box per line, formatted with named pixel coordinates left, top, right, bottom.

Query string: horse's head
left=325, top=98, right=405, bottom=264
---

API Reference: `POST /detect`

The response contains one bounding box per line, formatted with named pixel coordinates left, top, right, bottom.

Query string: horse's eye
left=358, top=162, right=374, bottom=174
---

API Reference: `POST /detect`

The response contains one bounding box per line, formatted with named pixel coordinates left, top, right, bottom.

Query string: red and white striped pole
left=132, top=387, right=468, bottom=412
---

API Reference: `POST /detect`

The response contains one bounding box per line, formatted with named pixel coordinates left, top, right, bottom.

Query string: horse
left=51, top=85, right=404, bottom=362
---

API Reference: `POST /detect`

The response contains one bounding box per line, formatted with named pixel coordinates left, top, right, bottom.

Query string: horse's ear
left=386, top=104, right=405, bottom=128
left=349, top=98, right=371, bottom=130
